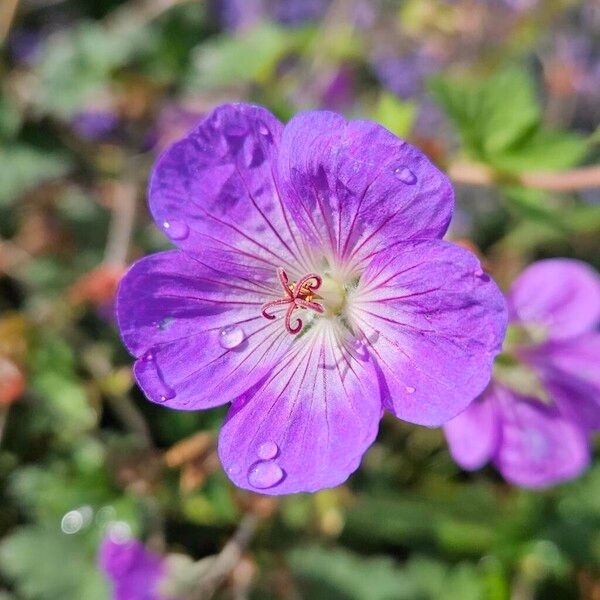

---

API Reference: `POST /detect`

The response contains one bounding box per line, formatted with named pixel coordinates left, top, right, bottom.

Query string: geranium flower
left=99, top=536, right=181, bottom=600
left=445, top=259, right=600, bottom=488
left=117, top=103, right=506, bottom=494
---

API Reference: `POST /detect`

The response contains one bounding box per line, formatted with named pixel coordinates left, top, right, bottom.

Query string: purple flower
left=72, top=110, right=121, bottom=142
left=99, top=537, right=179, bottom=600
left=116, top=103, right=506, bottom=494
left=215, top=0, right=330, bottom=30
left=445, top=259, right=600, bottom=488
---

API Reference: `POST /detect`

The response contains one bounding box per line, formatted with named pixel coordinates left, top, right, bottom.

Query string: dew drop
left=394, top=166, right=417, bottom=185
left=142, top=349, right=176, bottom=402
left=162, top=220, right=190, bottom=241
left=247, top=460, right=284, bottom=489
left=257, top=441, right=279, bottom=460
left=157, top=316, right=174, bottom=331
left=258, top=122, right=270, bottom=136
left=227, top=464, right=241, bottom=476
left=405, top=386, right=416, bottom=394
left=219, top=326, right=245, bottom=349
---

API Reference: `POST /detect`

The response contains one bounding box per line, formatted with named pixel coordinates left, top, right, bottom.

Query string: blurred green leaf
left=430, top=67, right=588, bottom=172
left=29, top=331, right=98, bottom=441
left=33, top=22, right=151, bottom=117
left=187, top=23, right=311, bottom=90
left=373, top=93, right=416, bottom=138
left=0, top=525, right=109, bottom=600
left=0, top=145, right=72, bottom=207
left=289, top=546, right=489, bottom=600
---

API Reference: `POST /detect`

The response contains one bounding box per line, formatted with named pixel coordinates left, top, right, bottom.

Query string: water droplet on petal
left=157, top=316, right=174, bottom=331
left=406, top=386, right=416, bottom=394
left=247, top=460, right=284, bottom=489
left=257, top=441, right=279, bottom=460
left=258, top=122, right=270, bottom=136
left=162, top=220, right=189, bottom=241
left=394, top=166, right=417, bottom=185
left=219, top=326, right=245, bottom=349
left=227, top=464, right=241, bottom=476
left=141, top=350, right=176, bottom=402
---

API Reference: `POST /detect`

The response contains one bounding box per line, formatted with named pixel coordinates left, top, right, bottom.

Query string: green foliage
left=28, top=331, right=98, bottom=442
left=289, top=546, right=491, bottom=600
left=0, top=145, right=72, bottom=207
left=372, top=93, right=416, bottom=138
left=32, top=21, right=151, bottom=117
left=187, top=23, right=311, bottom=90
left=0, top=525, right=109, bottom=600
left=429, top=68, right=589, bottom=172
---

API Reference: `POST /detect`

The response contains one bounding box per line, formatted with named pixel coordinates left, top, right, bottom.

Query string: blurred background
left=0, top=0, right=599, bottom=598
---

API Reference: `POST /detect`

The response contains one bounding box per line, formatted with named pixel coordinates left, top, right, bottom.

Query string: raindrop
left=61, top=510, right=84, bottom=534
left=157, top=316, right=174, bottom=331
left=219, top=326, right=245, bottom=349
left=141, top=350, right=176, bottom=402
left=227, top=464, right=241, bottom=476
left=257, top=441, right=279, bottom=460
left=258, top=122, right=270, bottom=136
left=162, top=220, right=190, bottom=241
left=247, top=460, right=284, bottom=489
left=406, top=386, right=416, bottom=394
left=394, top=166, right=417, bottom=185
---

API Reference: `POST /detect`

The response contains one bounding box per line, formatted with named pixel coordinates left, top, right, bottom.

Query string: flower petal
left=508, top=259, right=600, bottom=340
left=443, top=389, right=500, bottom=470
left=275, top=112, right=453, bottom=270
left=525, top=334, right=600, bottom=430
left=348, top=240, right=507, bottom=426
left=218, top=319, right=383, bottom=494
left=492, top=384, right=589, bottom=488
left=117, top=251, right=292, bottom=409
left=149, top=103, right=314, bottom=279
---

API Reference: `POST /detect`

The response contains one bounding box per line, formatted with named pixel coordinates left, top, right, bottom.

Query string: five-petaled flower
left=445, top=259, right=600, bottom=488
left=117, top=103, right=507, bottom=494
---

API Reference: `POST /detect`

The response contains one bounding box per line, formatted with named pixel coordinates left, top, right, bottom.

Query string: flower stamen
left=261, top=268, right=324, bottom=334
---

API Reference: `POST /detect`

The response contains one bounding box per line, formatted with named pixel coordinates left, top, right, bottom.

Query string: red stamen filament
left=261, top=268, right=324, bottom=334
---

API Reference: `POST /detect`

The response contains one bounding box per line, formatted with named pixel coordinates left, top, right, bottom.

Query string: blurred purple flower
left=215, top=0, right=330, bottom=30
left=7, top=28, right=44, bottom=66
left=445, top=259, right=600, bottom=488
left=72, top=110, right=121, bottom=142
left=319, top=66, right=355, bottom=111
left=99, top=537, right=180, bottom=600
left=373, top=50, right=441, bottom=100
left=272, top=0, right=330, bottom=25
left=117, top=103, right=506, bottom=494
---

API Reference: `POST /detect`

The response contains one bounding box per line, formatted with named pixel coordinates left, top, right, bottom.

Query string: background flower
left=445, top=259, right=600, bottom=487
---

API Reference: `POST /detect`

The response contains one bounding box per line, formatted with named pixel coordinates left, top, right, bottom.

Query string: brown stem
left=448, top=163, right=600, bottom=192
left=191, top=514, right=260, bottom=600
left=103, top=180, right=138, bottom=267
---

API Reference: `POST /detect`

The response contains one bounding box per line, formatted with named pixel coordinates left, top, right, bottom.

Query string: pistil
left=261, top=268, right=324, bottom=334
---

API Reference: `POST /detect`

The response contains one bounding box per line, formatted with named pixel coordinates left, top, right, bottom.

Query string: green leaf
left=187, top=23, right=311, bottom=90
left=289, top=546, right=489, bottom=600
left=33, top=21, right=151, bottom=117
left=429, top=67, right=588, bottom=173
left=29, top=332, right=98, bottom=441
left=490, top=128, right=588, bottom=172
left=0, top=525, right=109, bottom=600
left=373, top=93, right=416, bottom=138
left=0, top=145, right=72, bottom=207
